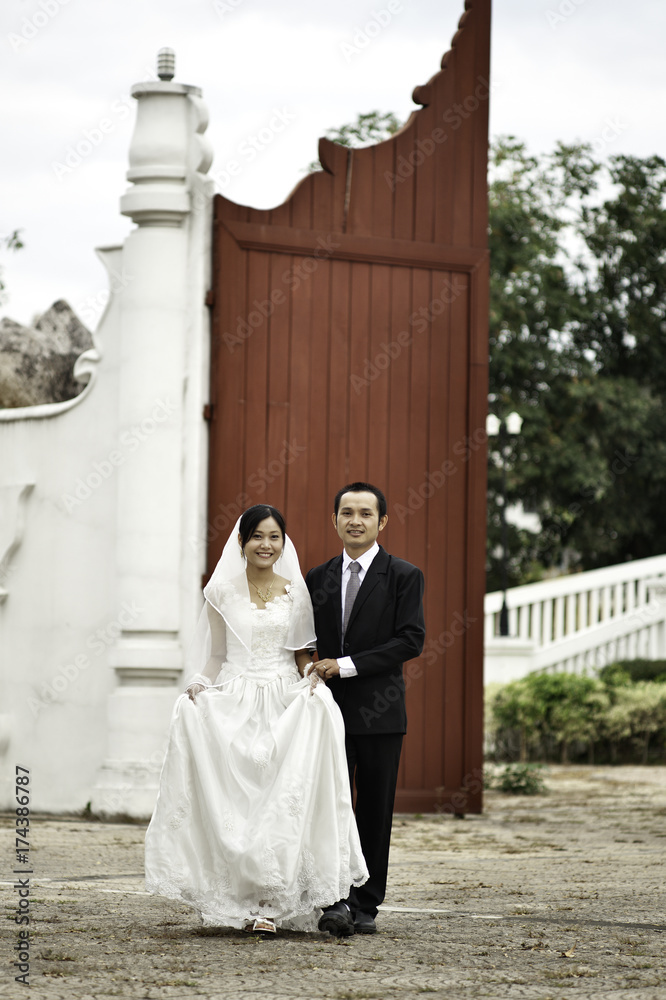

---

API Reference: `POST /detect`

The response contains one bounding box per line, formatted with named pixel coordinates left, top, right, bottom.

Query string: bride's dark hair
left=239, top=504, right=287, bottom=550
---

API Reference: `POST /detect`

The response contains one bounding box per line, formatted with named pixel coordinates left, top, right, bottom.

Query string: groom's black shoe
left=318, top=901, right=355, bottom=937
left=354, top=911, right=377, bottom=934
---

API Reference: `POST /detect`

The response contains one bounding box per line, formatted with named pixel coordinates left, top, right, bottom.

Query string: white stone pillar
left=91, top=50, right=213, bottom=817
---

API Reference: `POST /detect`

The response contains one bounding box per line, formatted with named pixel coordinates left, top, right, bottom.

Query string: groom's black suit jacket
left=305, top=547, right=425, bottom=735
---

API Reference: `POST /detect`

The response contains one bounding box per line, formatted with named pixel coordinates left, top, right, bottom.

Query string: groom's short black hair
left=334, top=483, right=387, bottom=519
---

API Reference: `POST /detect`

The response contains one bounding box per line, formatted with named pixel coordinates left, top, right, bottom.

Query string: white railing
left=484, top=555, right=666, bottom=684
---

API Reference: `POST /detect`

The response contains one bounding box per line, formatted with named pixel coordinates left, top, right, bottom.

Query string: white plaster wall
left=0, top=253, right=121, bottom=811
left=0, top=66, right=214, bottom=816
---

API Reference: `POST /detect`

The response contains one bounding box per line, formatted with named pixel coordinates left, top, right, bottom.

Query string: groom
left=305, top=482, right=425, bottom=935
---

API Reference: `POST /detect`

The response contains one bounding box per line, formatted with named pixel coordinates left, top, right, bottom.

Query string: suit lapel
left=325, top=555, right=344, bottom=646
left=346, top=546, right=388, bottom=635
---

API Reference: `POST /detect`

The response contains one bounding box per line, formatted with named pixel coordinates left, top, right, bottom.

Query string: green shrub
left=601, top=681, right=666, bottom=764
left=600, top=659, right=666, bottom=684
left=487, top=667, right=666, bottom=765
left=597, top=662, right=633, bottom=690
left=489, top=671, right=608, bottom=763
left=494, top=763, right=548, bottom=795
left=491, top=678, right=544, bottom=762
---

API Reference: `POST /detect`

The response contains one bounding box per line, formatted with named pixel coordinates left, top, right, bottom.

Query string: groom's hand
left=315, top=658, right=340, bottom=679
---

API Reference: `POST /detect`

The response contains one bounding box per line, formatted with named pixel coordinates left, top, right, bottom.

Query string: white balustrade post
left=645, top=579, right=666, bottom=661
left=91, top=50, right=213, bottom=817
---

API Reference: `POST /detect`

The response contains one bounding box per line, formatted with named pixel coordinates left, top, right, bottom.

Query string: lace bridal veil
left=187, top=516, right=317, bottom=687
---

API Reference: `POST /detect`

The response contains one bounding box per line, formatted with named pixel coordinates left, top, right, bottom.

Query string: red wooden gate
left=206, top=0, right=491, bottom=812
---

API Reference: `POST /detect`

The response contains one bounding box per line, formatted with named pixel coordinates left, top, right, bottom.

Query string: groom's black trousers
left=344, top=732, right=404, bottom=918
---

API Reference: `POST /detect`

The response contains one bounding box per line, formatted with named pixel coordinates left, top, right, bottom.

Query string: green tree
left=572, top=156, right=666, bottom=566
left=486, top=138, right=598, bottom=587
left=487, top=144, right=666, bottom=586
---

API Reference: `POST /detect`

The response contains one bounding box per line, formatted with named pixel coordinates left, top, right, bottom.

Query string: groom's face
left=332, top=490, right=388, bottom=557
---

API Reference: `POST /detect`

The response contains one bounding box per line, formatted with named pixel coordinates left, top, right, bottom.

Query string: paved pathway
left=1, top=766, right=665, bottom=999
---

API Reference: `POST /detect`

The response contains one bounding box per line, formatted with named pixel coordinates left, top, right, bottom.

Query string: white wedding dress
left=145, top=588, right=368, bottom=930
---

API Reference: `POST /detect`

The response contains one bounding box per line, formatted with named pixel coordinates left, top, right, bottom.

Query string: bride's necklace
left=249, top=576, right=276, bottom=604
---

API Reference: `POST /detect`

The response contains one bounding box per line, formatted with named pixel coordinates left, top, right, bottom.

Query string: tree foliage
left=487, top=141, right=666, bottom=587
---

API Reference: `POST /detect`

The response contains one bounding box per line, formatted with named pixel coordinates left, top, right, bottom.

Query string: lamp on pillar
left=157, top=47, right=175, bottom=81
left=486, top=411, right=523, bottom=637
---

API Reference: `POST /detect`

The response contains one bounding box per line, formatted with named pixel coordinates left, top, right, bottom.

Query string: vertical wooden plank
left=326, top=258, right=351, bottom=537
left=305, top=257, right=333, bottom=570
left=413, top=102, right=436, bottom=244
left=433, top=51, right=456, bottom=246
left=304, top=145, right=339, bottom=570
left=292, top=162, right=328, bottom=569
left=386, top=264, right=413, bottom=795
left=451, top=13, right=476, bottom=247
left=402, top=267, right=431, bottom=792
left=347, top=147, right=374, bottom=237
left=367, top=103, right=399, bottom=543
left=372, top=142, right=395, bottom=241
left=443, top=272, right=469, bottom=793
left=421, top=268, right=448, bottom=798
left=265, top=251, right=291, bottom=515
left=385, top=266, right=412, bottom=561
left=382, top=267, right=411, bottom=788
left=471, top=0, right=492, bottom=248
left=242, top=249, right=270, bottom=503
left=392, top=124, right=416, bottom=242
left=365, top=265, right=392, bottom=492
left=284, top=255, right=314, bottom=563
left=346, top=262, right=371, bottom=479
left=316, top=139, right=349, bottom=233
left=463, top=285, right=488, bottom=809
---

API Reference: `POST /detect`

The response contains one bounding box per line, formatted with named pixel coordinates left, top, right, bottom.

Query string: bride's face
left=241, top=516, right=284, bottom=571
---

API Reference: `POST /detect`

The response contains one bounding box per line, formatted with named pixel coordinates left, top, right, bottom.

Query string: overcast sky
left=1, top=0, right=663, bottom=328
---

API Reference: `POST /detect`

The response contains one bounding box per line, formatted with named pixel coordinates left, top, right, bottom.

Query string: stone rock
left=0, top=300, right=94, bottom=408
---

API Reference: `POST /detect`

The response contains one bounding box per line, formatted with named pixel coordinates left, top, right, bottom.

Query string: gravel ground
left=2, top=765, right=665, bottom=1000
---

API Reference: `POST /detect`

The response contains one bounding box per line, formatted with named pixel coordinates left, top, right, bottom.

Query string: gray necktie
left=343, top=561, right=361, bottom=638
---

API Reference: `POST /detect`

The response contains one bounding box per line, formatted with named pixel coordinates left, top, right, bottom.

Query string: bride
left=144, top=504, right=368, bottom=933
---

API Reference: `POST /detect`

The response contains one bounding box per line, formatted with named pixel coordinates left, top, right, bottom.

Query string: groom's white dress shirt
left=337, top=541, right=380, bottom=679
